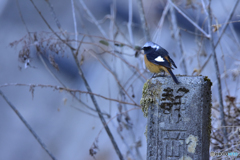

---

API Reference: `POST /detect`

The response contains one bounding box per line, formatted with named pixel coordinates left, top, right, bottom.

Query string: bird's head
left=141, top=41, right=160, bottom=54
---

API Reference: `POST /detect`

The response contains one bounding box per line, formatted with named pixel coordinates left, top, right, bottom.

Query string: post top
left=150, top=75, right=212, bottom=86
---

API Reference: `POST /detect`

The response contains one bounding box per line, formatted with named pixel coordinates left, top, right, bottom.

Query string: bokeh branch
left=169, top=5, right=187, bottom=75
left=214, top=0, right=240, bottom=48
left=78, top=0, right=107, bottom=38
left=168, top=0, right=210, bottom=38
left=0, top=90, right=57, bottom=160
left=0, top=83, right=140, bottom=107
left=207, top=0, right=228, bottom=147
left=136, top=0, right=151, bottom=41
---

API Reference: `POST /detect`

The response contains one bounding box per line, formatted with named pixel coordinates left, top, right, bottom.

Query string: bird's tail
left=167, top=68, right=179, bottom=84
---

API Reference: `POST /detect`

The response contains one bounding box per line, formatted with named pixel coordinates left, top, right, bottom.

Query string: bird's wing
left=158, top=48, right=177, bottom=68
left=146, top=49, right=173, bottom=69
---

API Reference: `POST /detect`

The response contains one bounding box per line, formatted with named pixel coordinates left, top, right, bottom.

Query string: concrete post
left=141, top=76, right=212, bottom=160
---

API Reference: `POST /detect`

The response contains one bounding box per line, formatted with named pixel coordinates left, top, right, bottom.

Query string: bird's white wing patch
left=154, top=56, right=164, bottom=62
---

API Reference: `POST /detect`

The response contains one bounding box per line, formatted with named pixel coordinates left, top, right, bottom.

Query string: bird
left=141, top=41, right=179, bottom=84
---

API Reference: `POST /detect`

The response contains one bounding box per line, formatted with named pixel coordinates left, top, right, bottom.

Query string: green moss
left=140, top=79, right=162, bottom=117
left=140, top=80, right=152, bottom=117
left=204, top=76, right=212, bottom=86
left=144, top=125, right=148, bottom=140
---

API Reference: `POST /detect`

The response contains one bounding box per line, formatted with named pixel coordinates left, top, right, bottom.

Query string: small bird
left=141, top=41, right=179, bottom=84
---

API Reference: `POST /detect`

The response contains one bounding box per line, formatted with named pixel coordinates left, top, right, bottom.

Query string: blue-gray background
left=0, top=0, right=239, bottom=159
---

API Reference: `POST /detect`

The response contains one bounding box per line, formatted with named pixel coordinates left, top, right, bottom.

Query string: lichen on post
left=141, top=76, right=212, bottom=160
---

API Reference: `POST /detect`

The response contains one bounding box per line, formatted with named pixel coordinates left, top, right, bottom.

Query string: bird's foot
left=154, top=71, right=166, bottom=77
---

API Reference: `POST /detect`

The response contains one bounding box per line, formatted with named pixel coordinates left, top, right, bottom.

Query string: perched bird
left=141, top=41, right=179, bottom=84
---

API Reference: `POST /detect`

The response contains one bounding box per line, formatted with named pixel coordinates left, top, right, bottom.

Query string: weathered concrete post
left=141, top=76, right=212, bottom=160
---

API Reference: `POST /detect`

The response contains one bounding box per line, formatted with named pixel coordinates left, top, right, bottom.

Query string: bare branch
left=198, top=0, right=239, bottom=74
left=128, top=0, right=134, bottom=45
left=179, top=27, right=208, bottom=38
left=78, top=0, right=107, bottom=38
left=29, top=0, right=75, bottom=50
left=214, top=0, right=240, bottom=49
left=109, top=1, right=116, bottom=43
left=168, top=0, right=210, bottom=38
left=93, top=107, right=139, bottom=146
left=201, top=0, right=208, bottom=16
left=207, top=0, right=228, bottom=147
left=71, top=0, right=78, bottom=48
left=45, top=0, right=62, bottom=31
left=198, top=54, right=212, bottom=74
left=170, top=5, right=187, bottom=75
left=0, top=83, right=141, bottom=107
left=88, top=50, right=138, bottom=105
left=16, top=0, right=30, bottom=35
left=153, top=2, right=170, bottom=42
left=71, top=46, right=124, bottom=159
left=33, top=37, right=103, bottom=115
left=136, top=0, right=151, bottom=41
left=70, top=105, right=100, bottom=118
left=0, top=90, right=57, bottom=160
left=229, top=23, right=240, bottom=49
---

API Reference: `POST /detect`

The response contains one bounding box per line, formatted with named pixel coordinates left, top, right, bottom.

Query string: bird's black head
left=141, top=41, right=160, bottom=54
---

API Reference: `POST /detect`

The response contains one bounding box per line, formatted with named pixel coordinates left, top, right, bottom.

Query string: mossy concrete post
left=141, top=76, right=212, bottom=160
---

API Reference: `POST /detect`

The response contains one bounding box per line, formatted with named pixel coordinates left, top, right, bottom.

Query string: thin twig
left=70, top=47, right=124, bottom=159
left=198, top=54, right=212, bottom=74
left=29, top=0, right=75, bottom=50
left=211, top=68, right=232, bottom=88
left=76, top=35, right=85, bottom=57
left=110, top=1, right=116, bottom=44
left=201, top=0, right=208, bottom=16
left=0, top=90, right=57, bottom=160
left=70, top=105, right=99, bottom=118
left=113, top=21, right=131, bottom=44
left=168, top=0, right=210, bottom=38
left=45, top=0, right=62, bottom=31
left=199, top=0, right=239, bottom=74
left=34, top=37, right=104, bottom=115
left=153, top=2, right=170, bottom=42
left=109, top=1, right=116, bottom=75
left=170, top=5, right=187, bottom=75
left=214, top=0, right=240, bottom=49
left=93, top=107, right=139, bottom=146
left=74, top=0, right=96, bottom=42
left=179, top=27, right=207, bottom=38
left=18, top=0, right=107, bottom=118
left=136, top=0, right=151, bottom=41
left=78, top=0, right=107, bottom=38
left=29, top=31, right=134, bottom=49
left=70, top=40, right=146, bottom=80
left=229, top=23, right=240, bottom=50
left=122, top=104, right=143, bottom=160
left=0, top=83, right=141, bottom=107
left=16, top=0, right=30, bottom=35
left=88, top=50, right=138, bottom=105
left=219, top=43, right=230, bottom=95
left=71, top=0, right=78, bottom=48
left=128, top=0, right=134, bottom=45
left=208, top=0, right=228, bottom=147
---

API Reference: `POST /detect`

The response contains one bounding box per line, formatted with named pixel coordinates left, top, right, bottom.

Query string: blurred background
left=0, top=0, right=239, bottom=159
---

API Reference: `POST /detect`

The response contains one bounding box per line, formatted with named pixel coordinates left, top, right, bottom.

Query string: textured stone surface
left=141, top=76, right=212, bottom=160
